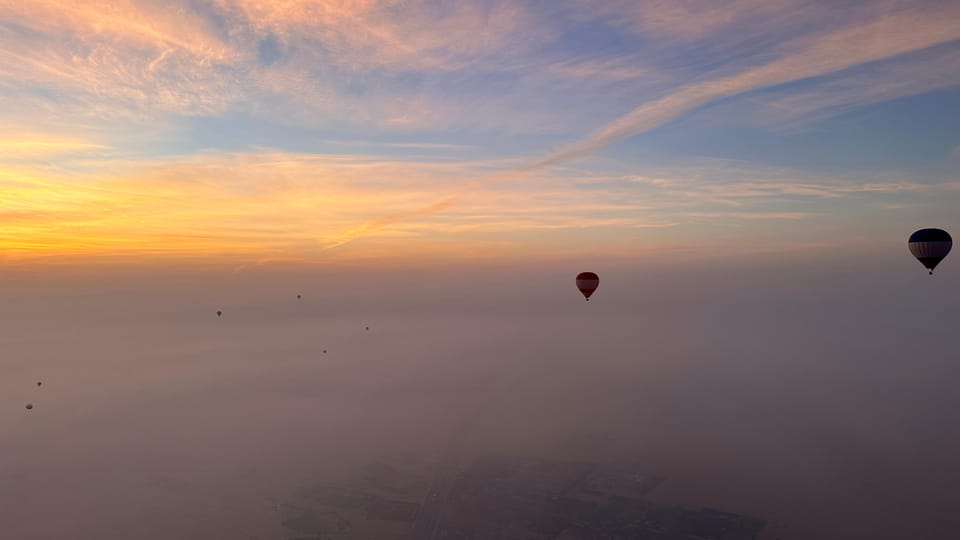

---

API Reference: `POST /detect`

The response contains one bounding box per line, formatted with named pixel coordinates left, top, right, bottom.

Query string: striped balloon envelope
left=908, top=228, right=952, bottom=275
left=575, top=272, right=599, bottom=301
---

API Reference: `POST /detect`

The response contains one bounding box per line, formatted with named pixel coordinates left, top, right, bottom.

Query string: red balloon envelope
left=576, top=272, right=599, bottom=301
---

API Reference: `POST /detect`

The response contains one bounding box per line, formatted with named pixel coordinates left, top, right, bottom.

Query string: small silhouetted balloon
left=323, top=349, right=327, bottom=354
left=365, top=326, right=369, bottom=331
left=297, top=295, right=301, bottom=299
left=36, top=381, right=41, bottom=387
left=217, top=310, right=222, bottom=317
left=25, top=403, right=33, bottom=410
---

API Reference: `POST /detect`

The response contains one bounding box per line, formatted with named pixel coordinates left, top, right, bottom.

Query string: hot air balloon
left=25, top=403, right=33, bottom=410
left=908, top=228, right=952, bottom=275
left=576, top=272, right=599, bottom=301
left=323, top=349, right=327, bottom=354
left=297, top=295, right=301, bottom=300
left=365, top=326, right=369, bottom=331
left=36, top=381, right=41, bottom=387
left=216, top=310, right=222, bottom=317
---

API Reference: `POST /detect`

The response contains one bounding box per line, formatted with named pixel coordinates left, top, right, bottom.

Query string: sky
left=3, top=3, right=960, bottom=540
left=1, top=0, right=959, bottom=266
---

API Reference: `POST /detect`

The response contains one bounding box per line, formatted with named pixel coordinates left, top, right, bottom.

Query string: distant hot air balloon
left=25, top=403, right=33, bottom=410
left=323, top=349, right=327, bottom=354
left=365, top=326, right=369, bottom=331
left=36, top=381, right=41, bottom=387
left=576, top=272, right=599, bottom=301
left=908, top=228, right=952, bottom=275
left=297, top=295, right=301, bottom=300
left=216, top=310, right=222, bottom=317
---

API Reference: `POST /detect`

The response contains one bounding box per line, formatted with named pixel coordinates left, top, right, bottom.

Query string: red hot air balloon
left=576, top=272, right=599, bottom=301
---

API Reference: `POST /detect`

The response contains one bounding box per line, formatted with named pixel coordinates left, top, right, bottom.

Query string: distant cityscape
left=279, top=455, right=765, bottom=539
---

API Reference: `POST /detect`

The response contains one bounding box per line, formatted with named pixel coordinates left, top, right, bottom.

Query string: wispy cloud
left=1, top=1, right=958, bottom=263
left=0, top=1, right=241, bottom=118
left=320, top=3, right=960, bottom=247
left=3, top=145, right=957, bottom=263
left=545, top=54, right=654, bottom=81
left=571, top=0, right=822, bottom=43
left=744, top=47, right=960, bottom=129
left=537, top=4, right=960, bottom=168
left=682, top=211, right=813, bottom=220
left=0, top=151, right=607, bottom=260
left=231, top=0, right=552, bottom=72
left=0, top=135, right=105, bottom=158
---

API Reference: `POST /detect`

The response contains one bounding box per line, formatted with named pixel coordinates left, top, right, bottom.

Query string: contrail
left=321, top=6, right=960, bottom=251
left=321, top=194, right=461, bottom=251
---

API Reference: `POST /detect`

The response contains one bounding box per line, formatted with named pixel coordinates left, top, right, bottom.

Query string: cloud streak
left=1, top=2, right=958, bottom=264
left=541, top=5, right=960, bottom=166
left=2, top=146, right=956, bottom=264
left=319, top=3, right=960, bottom=249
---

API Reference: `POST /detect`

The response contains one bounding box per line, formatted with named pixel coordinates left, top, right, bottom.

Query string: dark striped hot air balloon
left=575, top=272, right=599, bottom=301
left=908, top=228, right=952, bottom=275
